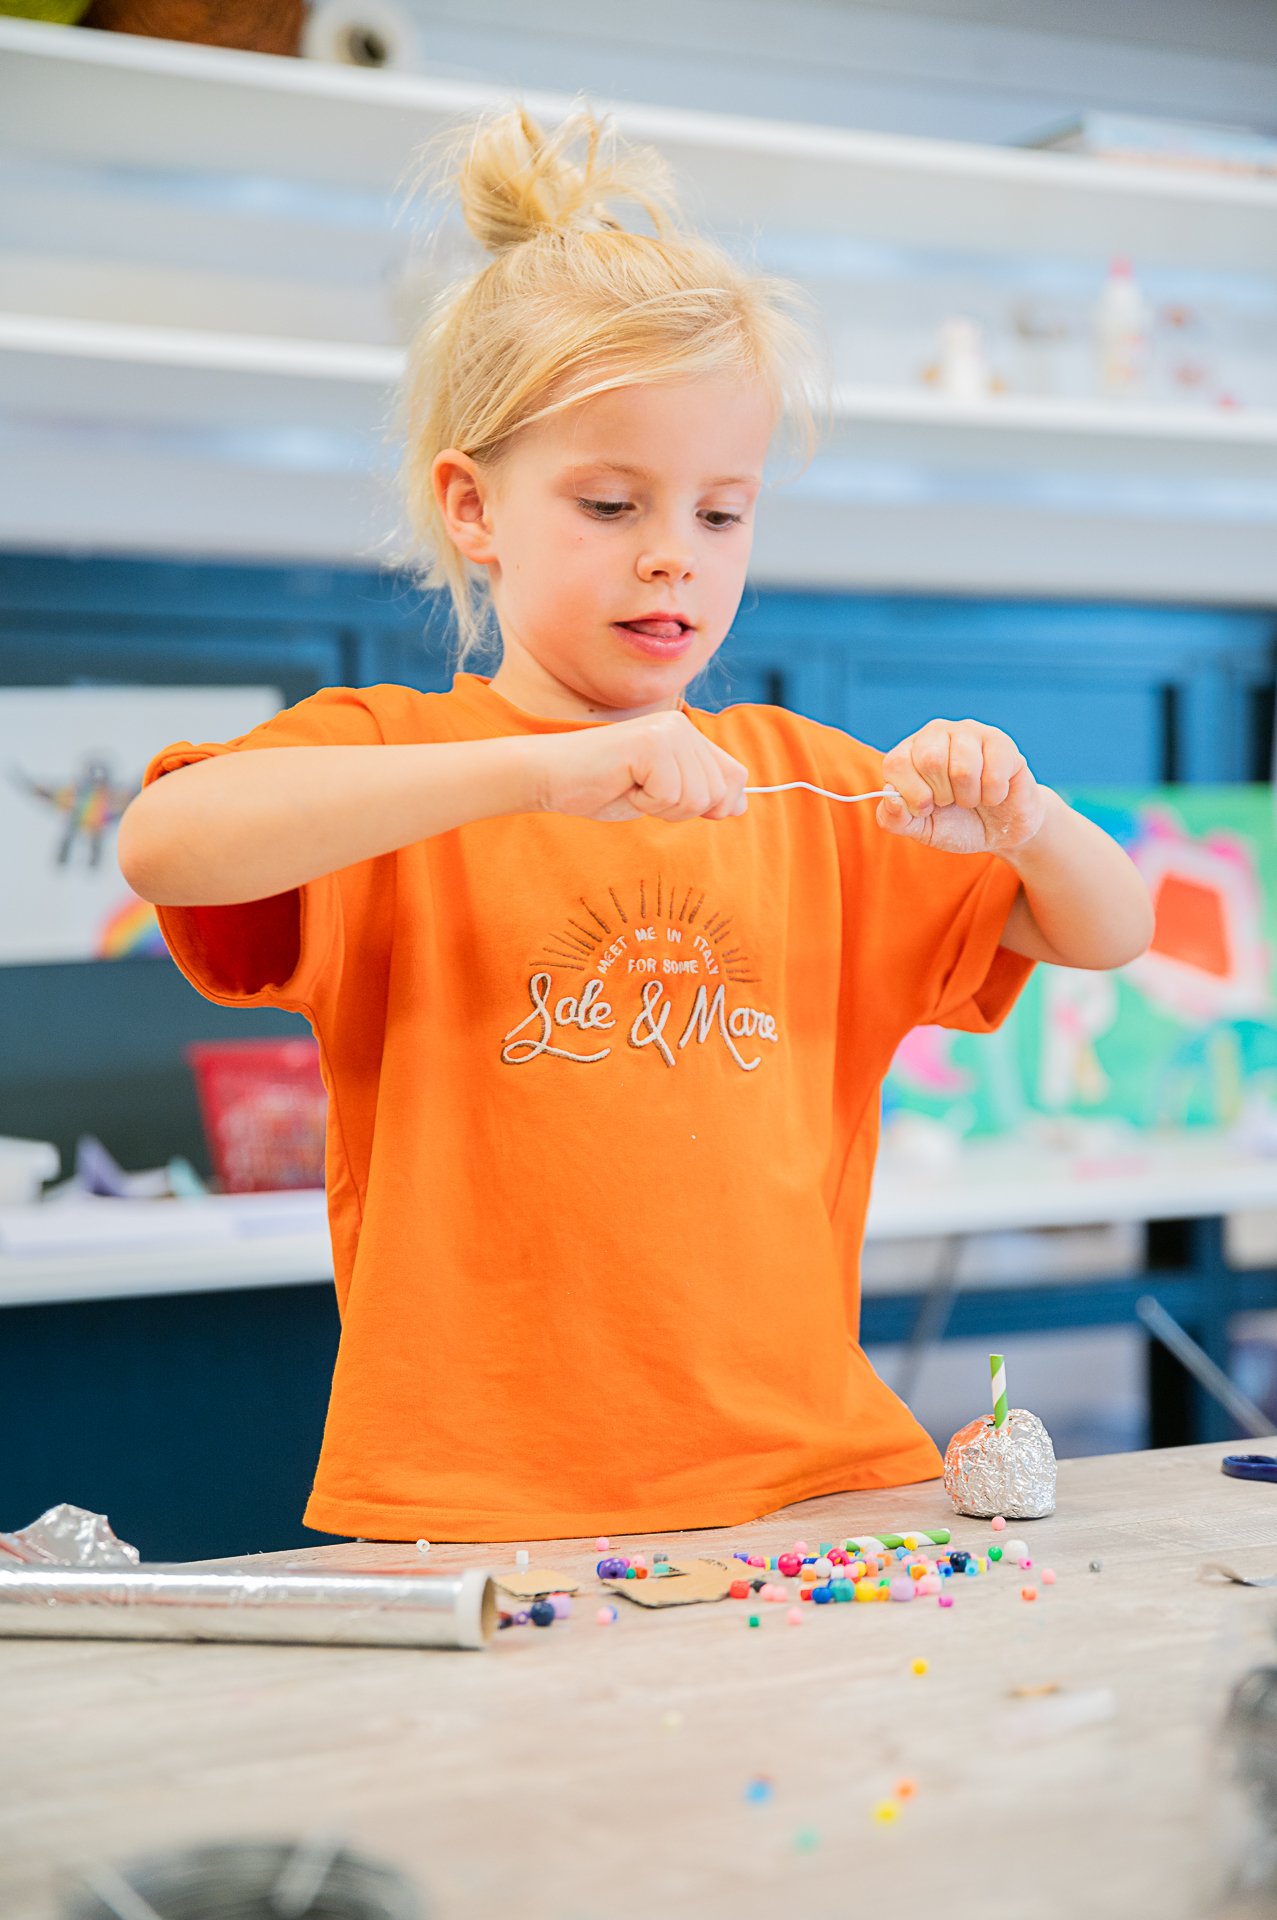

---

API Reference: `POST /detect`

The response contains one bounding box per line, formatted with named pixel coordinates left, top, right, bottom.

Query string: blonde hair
left=400, top=106, right=824, bottom=657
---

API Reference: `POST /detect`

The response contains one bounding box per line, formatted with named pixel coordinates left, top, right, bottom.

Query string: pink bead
left=550, top=1593, right=572, bottom=1618
left=787, top=1607, right=804, bottom=1625
left=991, top=1515, right=1006, bottom=1531
left=777, top=1553, right=801, bottom=1578
left=596, top=1605, right=617, bottom=1625
left=1042, top=1568, right=1056, bottom=1585
left=748, top=1555, right=766, bottom=1568
left=1019, top=1556, right=1032, bottom=1570
left=793, top=1541, right=809, bottom=1554
left=938, top=1593, right=954, bottom=1608
left=595, top=1536, right=609, bottom=1550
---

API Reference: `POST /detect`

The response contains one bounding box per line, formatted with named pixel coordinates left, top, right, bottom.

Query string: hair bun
left=453, top=107, right=676, bottom=255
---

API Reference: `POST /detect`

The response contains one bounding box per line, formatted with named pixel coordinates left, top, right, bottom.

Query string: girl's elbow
left=117, top=807, right=170, bottom=904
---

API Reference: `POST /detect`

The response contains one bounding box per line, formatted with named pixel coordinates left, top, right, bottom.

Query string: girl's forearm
left=119, top=739, right=542, bottom=906
left=997, top=790, right=1154, bottom=969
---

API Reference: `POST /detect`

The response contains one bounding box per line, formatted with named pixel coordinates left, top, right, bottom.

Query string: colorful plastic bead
left=989, top=1546, right=1002, bottom=1562
left=415, top=1539, right=430, bottom=1553
left=938, top=1593, right=954, bottom=1608
left=964, top=1562, right=978, bottom=1578
left=530, top=1599, right=555, bottom=1627
left=777, top=1553, right=801, bottom=1578
left=748, top=1614, right=760, bottom=1628
left=1004, top=1538, right=1029, bottom=1561
left=1021, top=1586, right=1037, bottom=1601
left=872, top=1800, right=900, bottom=1825
left=991, top=1515, right=1006, bottom=1531
left=1019, top=1556, right=1033, bottom=1570
left=949, top=1549, right=970, bottom=1572
left=730, top=1579, right=750, bottom=1600
left=812, top=1584, right=833, bottom=1605
left=911, top=1657, right=928, bottom=1675
left=894, top=1777, right=917, bottom=1800
left=597, top=1556, right=629, bottom=1578
left=748, top=1555, right=766, bottom=1568
left=787, top=1607, right=804, bottom=1626
left=596, top=1605, right=617, bottom=1624
left=831, top=1581, right=853, bottom=1603
left=854, top=1582, right=876, bottom=1603
left=743, top=1776, right=772, bottom=1803
left=1042, top=1568, right=1056, bottom=1585
left=549, top=1593, right=572, bottom=1618
left=595, top=1536, right=609, bottom=1550
left=889, top=1577, right=915, bottom=1603
left=793, top=1540, right=810, bottom=1554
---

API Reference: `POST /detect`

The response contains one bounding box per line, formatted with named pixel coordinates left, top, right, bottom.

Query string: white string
left=743, top=781, right=897, bottom=803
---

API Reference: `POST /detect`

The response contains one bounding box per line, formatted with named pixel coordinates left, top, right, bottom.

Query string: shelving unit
left=3, top=16, right=1277, bottom=596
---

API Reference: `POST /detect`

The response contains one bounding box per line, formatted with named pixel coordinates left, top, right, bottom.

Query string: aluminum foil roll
left=0, top=1566, right=496, bottom=1650
left=943, top=1407, right=1057, bottom=1519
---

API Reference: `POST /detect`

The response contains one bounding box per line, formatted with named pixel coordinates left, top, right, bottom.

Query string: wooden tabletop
left=6, top=1442, right=1277, bottom=1920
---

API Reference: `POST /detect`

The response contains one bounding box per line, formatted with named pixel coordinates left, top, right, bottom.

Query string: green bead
left=989, top=1547, right=1002, bottom=1562
left=748, top=1614, right=760, bottom=1628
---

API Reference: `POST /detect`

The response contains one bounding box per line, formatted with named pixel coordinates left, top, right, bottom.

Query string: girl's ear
left=433, top=451, right=497, bottom=566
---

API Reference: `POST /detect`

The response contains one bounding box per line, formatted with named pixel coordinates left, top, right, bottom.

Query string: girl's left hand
left=878, top=718, right=1046, bottom=855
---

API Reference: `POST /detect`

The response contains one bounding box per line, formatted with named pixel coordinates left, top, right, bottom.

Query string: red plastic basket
left=185, top=1038, right=326, bottom=1193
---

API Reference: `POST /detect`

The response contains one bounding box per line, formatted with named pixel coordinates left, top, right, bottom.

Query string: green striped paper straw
left=991, top=1353, right=1008, bottom=1431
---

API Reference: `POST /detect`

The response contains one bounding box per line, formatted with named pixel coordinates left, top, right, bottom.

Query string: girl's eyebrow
left=565, top=459, right=758, bottom=486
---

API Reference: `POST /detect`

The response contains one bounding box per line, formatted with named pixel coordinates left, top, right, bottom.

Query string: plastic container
left=1095, top=256, right=1149, bottom=394
left=0, top=1135, right=59, bottom=1206
left=185, top=1039, right=326, bottom=1193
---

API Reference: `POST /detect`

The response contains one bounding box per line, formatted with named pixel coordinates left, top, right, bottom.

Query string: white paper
left=0, top=686, right=279, bottom=965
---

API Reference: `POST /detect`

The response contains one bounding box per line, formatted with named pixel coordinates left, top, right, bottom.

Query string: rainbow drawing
left=95, top=894, right=167, bottom=959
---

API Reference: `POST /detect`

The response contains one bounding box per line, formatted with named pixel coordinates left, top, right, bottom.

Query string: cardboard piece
left=602, top=1557, right=741, bottom=1608
left=494, top=1570, right=579, bottom=1599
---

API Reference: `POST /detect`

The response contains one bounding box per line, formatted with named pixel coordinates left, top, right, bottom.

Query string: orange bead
left=1021, top=1585, right=1037, bottom=1602
left=635, top=1565, right=648, bottom=1579
left=894, top=1777, right=918, bottom=1800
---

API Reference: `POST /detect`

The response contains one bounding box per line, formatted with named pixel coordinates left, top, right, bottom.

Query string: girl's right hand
left=534, top=710, right=748, bottom=824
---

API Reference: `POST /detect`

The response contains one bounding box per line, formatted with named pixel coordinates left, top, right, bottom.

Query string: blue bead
left=597, top=1557, right=629, bottom=1579
left=529, top=1599, right=556, bottom=1627
left=965, top=1562, right=979, bottom=1577
left=949, top=1549, right=970, bottom=1572
left=812, top=1584, right=833, bottom=1604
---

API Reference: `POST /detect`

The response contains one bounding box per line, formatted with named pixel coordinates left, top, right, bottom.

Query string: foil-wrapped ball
left=943, top=1407, right=1056, bottom=1519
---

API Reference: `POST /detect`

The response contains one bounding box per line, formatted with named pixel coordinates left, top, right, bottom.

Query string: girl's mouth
left=613, top=618, right=695, bottom=658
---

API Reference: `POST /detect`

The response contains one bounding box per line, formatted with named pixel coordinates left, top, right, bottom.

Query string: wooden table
left=6, top=1443, right=1277, bottom=1920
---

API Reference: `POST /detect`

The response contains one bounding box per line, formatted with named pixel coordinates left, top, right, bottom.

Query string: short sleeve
left=916, top=856, right=1034, bottom=1033
left=145, top=687, right=386, bottom=1015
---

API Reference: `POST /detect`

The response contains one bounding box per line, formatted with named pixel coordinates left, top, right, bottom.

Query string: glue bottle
left=1094, top=256, right=1148, bottom=397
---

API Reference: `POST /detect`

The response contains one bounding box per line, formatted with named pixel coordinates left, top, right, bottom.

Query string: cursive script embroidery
left=628, top=979, right=675, bottom=1068
left=502, top=973, right=611, bottom=1066
left=678, top=983, right=763, bottom=1072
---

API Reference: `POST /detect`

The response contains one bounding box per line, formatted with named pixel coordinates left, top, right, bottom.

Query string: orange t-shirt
left=149, top=674, right=1032, bottom=1541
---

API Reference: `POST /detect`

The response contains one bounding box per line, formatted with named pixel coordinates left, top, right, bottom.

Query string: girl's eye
left=578, top=498, right=631, bottom=519
left=701, top=510, right=745, bottom=528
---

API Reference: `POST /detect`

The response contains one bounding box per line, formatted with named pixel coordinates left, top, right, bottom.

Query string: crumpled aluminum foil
left=943, top=1408, right=1057, bottom=1519
left=0, top=1502, right=139, bottom=1570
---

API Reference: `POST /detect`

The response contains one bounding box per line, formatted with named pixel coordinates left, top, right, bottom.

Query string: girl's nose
left=636, top=542, right=695, bottom=583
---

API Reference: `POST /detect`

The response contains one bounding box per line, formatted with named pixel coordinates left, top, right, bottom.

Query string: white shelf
left=4, top=17, right=1277, bottom=595
left=833, top=385, right=1277, bottom=452
left=4, top=18, right=1277, bottom=272
left=866, top=1131, right=1277, bottom=1241
left=0, top=1190, right=333, bottom=1308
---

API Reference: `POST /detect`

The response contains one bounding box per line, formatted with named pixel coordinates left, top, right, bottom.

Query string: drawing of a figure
left=12, top=758, right=140, bottom=869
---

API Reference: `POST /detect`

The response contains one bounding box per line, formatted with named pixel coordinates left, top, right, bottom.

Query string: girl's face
left=434, top=375, right=776, bottom=721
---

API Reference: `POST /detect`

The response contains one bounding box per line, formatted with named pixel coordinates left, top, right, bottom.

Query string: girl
left=120, top=111, right=1152, bottom=1543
